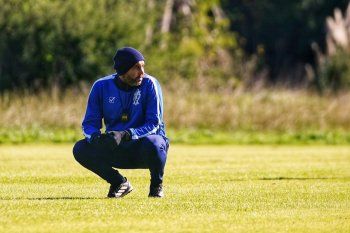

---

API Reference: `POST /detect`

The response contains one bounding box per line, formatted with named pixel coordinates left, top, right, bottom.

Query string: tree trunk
left=161, top=0, right=174, bottom=34
left=145, top=0, right=155, bottom=46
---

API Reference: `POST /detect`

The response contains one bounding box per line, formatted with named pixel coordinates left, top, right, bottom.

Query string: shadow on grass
left=225, top=177, right=350, bottom=181
left=260, top=177, right=350, bottom=180
left=0, top=197, right=107, bottom=201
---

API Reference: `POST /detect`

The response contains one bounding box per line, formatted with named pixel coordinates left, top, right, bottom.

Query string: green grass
left=1, top=127, right=350, bottom=145
left=0, top=145, right=349, bottom=232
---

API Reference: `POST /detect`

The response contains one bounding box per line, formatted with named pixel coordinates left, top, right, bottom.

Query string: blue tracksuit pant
left=73, top=135, right=168, bottom=186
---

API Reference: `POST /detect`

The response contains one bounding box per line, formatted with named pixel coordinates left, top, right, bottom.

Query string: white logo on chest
left=133, top=89, right=141, bottom=105
left=108, top=97, right=116, bottom=103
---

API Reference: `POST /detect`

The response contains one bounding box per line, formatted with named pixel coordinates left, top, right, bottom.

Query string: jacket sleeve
left=128, top=79, right=163, bottom=139
left=82, top=81, right=103, bottom=142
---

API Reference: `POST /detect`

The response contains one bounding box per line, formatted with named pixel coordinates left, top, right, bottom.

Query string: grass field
left=0, top=144, right=349, bottom=233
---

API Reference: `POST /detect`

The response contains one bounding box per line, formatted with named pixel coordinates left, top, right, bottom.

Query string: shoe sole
left=148, top=192, right=164, bottom=198
left=148, top=195, right=163, bottom=198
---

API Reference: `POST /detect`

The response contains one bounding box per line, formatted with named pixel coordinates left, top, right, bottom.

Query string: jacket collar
left=113, top=74, right=135, bottom=92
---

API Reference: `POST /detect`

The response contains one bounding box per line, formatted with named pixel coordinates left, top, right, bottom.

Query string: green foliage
left=1, top=145, right=349, bottom=232
left=1, top=0, right=348, bottom=89
left=317, top=49, right=350, bottom=92
left=0, top=0, right=239, bottom=91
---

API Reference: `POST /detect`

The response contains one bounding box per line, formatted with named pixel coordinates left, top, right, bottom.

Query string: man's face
left=120, top=61, right=145, bottom=86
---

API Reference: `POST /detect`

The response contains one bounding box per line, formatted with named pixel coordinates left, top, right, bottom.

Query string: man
left=73, top=47, right=169, bottom=198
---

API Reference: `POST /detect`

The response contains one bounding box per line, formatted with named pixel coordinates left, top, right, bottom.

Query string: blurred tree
left=312, top=5, right=350, bottom=92
left=0, top=0, right=164, bottom=90
left=147, top=0, right=241, bottom=88
left=0, top=0, right=240, bottom=91
left=222, top=0, right=349, bottom=85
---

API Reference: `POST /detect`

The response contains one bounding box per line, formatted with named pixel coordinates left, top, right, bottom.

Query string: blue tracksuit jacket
left=82, top=73, right=167, bottom=142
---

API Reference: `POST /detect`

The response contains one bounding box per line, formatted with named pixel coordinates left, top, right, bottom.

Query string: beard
left=129, top=75, right=143, bottom=86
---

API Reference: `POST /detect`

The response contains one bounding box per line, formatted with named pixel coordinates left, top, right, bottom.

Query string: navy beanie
left=113, top=47, right=145, bottom=75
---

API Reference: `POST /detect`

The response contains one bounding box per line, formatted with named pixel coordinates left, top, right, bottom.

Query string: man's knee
left=143, top=135, right=166, bottom=152
left=142, top=135, right=168, bottom=158
left=72, top=139, right=88, bottom=162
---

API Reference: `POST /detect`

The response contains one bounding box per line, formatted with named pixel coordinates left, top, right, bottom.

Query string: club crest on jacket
left=133, top=89, right=141, bottom=105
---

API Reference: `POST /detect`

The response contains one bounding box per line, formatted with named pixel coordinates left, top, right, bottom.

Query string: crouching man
left=73, top=47, right=169, bottom=198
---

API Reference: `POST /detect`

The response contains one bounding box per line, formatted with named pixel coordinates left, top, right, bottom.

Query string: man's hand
left=111, top=131, right=124, bottom=145
left=90, top=132, right=118, bottom=150
left=110, top=130, right=131, bottom=145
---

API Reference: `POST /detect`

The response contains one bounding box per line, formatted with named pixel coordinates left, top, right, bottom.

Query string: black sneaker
left=148, top=184, right=164, bottom=198
left=107, top=178, right=133, bottom=198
